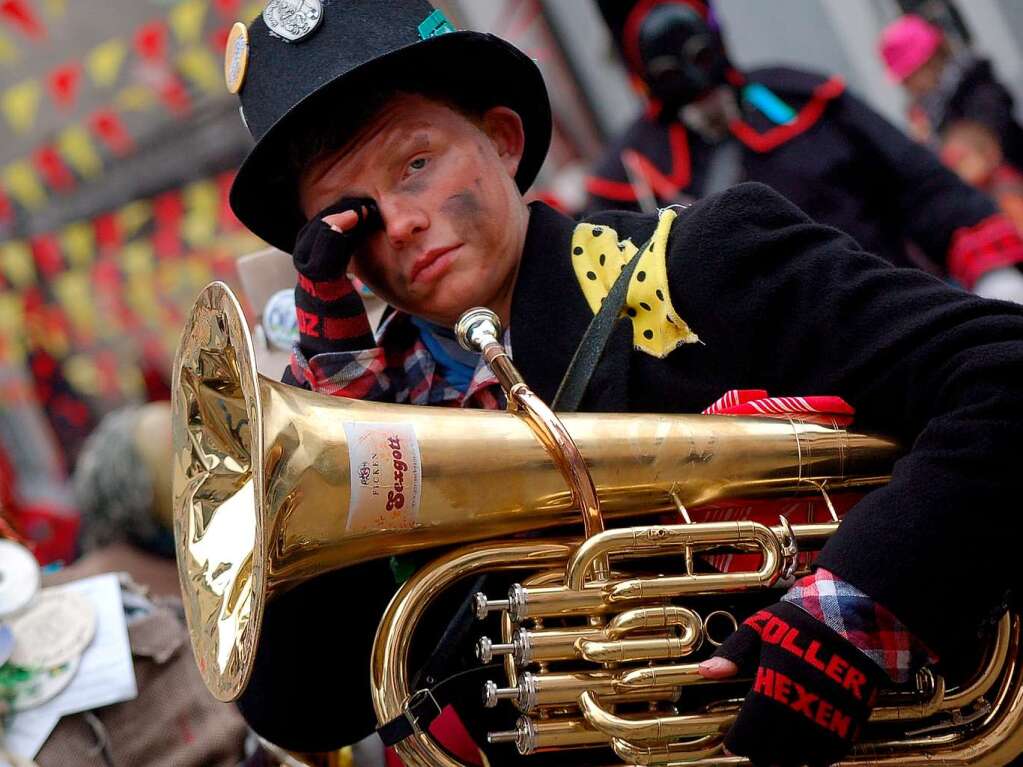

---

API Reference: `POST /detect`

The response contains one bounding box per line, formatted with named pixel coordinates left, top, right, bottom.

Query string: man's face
left=298, top=94, right=528, bottom=327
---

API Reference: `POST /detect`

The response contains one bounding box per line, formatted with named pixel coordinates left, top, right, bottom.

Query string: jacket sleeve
left=667, top=181, right=1023, bottom=660
left=833, top=90, right=1023, bottom=287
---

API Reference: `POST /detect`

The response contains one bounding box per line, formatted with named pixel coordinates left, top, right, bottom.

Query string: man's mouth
left=410, top=245, right=461, bottom=284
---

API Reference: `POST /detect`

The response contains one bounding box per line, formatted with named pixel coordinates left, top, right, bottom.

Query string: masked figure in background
left=589, top=0, right=1023, bottom=303
left=880, top=14, right=1023, bottom=233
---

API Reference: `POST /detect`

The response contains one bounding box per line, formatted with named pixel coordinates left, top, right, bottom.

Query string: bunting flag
left=31, top=234, right=64, bottom=280
left=52, top=271, right=96, bottom=344
left=57, top=124, right=103, bottom=179
left=0, top=240, right=35, bottom=288
left=0, top=29, right=17, bottom=65
left=134, top=19, right=168, bottom=62
left=86, top=38, right=126, bottom=88
left=92, top=211, right=122, bottom=253
left=0, top=0, right=45, bottom=41
left=170, top=0, right=207, bottom=46
left=88, top=108, right=134, bottom=155
left=116, top=200, right=151, bottom=240
left=2, top=160, right=46, bottom=210
left=0, top=292, right=25, bottom=363
left=2, top=78, right=40, bottom=134
left=182, top=179, right=219, bottom=246
left=59, top=221, right=95, bottom=270
left=46, top=62, right=80, bottom=110
left=32, top=145, right=75, bottom=193
left=213, top=0, right=242, bottom=19
left=115, top=84, right=156, bottom=112
left=153, top=190, right=184, bottom=257
left=157, top=73, right=192, bottom=117
left=43, top=0, right=66, bottom=20
left=178, top=46, right=221, bottom=95
left=0, top=188, right=11, bottom=225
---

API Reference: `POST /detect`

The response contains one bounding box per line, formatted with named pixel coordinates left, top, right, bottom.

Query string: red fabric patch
left=30, top=234, right=63, bottom=278
left=134, top=19, right=168, bottom=61
left=729, top=77, right=845, bottom=154
left=947, top=213, right=1023, bottom=289
left=89, top=109, right=134, bottom=155
left=32, top=145, right=75, bottom=192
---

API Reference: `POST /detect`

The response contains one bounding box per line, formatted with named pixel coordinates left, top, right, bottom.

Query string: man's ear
left=481, top=106, right=526, bottom=180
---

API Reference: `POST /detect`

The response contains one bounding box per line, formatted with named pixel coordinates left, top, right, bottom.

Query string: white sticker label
left=343, top=422, right=422, bottom=532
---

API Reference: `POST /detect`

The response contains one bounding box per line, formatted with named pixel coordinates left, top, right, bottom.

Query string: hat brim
left=230, top=31, right=552, bottom=253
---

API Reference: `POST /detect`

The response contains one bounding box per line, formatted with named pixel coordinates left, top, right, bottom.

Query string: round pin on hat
left=225, top=21, right=250, bottom=94
left=263, top=0, right=323, bottom=42
left=0, top=540, right=40, bottom=619
left=9, top=589, right=96, bottom=669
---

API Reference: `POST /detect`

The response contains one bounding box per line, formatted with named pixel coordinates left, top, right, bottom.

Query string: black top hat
left=229, top=0, right=552, bottom=253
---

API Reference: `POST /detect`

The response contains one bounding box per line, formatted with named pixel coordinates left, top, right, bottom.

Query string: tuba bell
left=173, top=282, right=1023, bottom=765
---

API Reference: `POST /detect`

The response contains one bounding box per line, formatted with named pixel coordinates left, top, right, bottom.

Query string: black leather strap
left=552, top=233, right=656, bottom=413
left=376, top=666, right=493, bottom=746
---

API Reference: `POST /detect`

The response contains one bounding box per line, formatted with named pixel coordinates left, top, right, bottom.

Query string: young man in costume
left=224, top=2, right=1023, bottom=765
left=589, top=0, right=1023, bottom=304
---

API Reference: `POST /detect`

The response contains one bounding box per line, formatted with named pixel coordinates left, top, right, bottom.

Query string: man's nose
left=379, top=197, right=429, bottom=246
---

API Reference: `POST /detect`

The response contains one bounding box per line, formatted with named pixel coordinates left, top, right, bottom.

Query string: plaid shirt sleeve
left=782, top=568, right=938, bottom=683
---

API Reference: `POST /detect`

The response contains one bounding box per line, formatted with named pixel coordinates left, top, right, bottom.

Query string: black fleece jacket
left=238, top=185, right=1023, bottom=753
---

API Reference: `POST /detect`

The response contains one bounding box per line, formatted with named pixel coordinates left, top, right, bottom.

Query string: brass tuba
left=173, top=283, right=1023, bottom=765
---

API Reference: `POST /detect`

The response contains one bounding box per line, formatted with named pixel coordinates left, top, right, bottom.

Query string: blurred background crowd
left=2, top=0, right=1023, bottom=764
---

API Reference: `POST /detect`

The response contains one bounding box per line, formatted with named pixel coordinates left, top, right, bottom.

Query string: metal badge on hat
left=225, top=21, right=249, bottom=93
left=263, top=0, right=323, bottom=42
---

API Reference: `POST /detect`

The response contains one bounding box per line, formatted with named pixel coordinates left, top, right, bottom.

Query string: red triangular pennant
left=92, top=212, right=122, bottom=252
left=134, top=19, right=167, bottom=61
left=88, top=108, right=134, bottom=155
left=158, top=74, right=191, bottom=118
left=0, top=188, right=12, bottom=225
left=0, top=0, right=45, bottom=41
left=212, top=0, right=241, bottom=19
left=153, top=189, right=184, bottom=258
left=47, top=62, right=81, bottom=110
left=30, top=234, right=64, bottom=279
left=32, top=144, right=76, bottom=192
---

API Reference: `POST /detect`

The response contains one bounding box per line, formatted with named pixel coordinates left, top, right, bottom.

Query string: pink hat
left=879, top=15, right=944, bottom=81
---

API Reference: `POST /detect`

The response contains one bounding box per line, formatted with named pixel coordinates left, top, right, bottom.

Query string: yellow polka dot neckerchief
left=570, top=208, right=699, bottom=358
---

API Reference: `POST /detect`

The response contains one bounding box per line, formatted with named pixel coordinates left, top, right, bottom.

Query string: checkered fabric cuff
left=948, top=213, right=1023, bottom=290
left=782, top=568, right=937, bottom=683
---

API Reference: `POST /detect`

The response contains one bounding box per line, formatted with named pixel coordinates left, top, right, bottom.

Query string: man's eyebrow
left=387, top=131, right=432, bottom=164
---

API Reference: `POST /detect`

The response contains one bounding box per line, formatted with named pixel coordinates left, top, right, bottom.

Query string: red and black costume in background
left=589, top=0, right=1023, bottom=290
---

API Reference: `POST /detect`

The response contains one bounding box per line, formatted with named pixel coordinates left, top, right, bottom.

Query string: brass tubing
left=565, top=521, right=783, bottom=593
left=618, top=663, right=714, bottom=690
left=371, top=540, right=571, bottom=767
left=940, top=614, right=1010, bottom=711
left=577, top=636, right=699, bottom=664
left=579, top=690, right=733, bottom=741
left=870, top=670, right=946, bottom=722
left=484, top=670, right=680, bottom=713
left=611, top=736, right=723, bottom=764
left=487, top=716, right=611, bottom=755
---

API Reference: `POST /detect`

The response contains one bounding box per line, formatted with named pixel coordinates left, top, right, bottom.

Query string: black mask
left=637, top=3, right=727, bottom=110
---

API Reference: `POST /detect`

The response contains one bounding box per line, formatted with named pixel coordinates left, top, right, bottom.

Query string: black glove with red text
left=292, top=198, right=380, bottom=356
left=712, top=601, right=884, bottom=767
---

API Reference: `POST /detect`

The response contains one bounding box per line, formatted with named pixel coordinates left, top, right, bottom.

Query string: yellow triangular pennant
left=0, top=292, right=25, bottom=364
left=54, top=271, right=96, bottom=342
left=0, top=241, right=36, bottom=288
left=117, top=200, right=151, bottom=238
left=0, top=30, right=18, bottom=66
left=43, top=0, right=67, bottom=19
left=169, top=0, right=207, bottom=46
left=60, top=222, right=95, bottom=270
left=2, top=80, right=41, bottom=135
left=177, top=47, right=221, bottom=95
left=57, top=124, right=102, bottom=178
left=2, top=161, right=46, bottom=210
left=115, top=84, right=156, bottom=112
left=122, top=241, right=155, bottom=276
left=86, top=38, right=127, bottom=88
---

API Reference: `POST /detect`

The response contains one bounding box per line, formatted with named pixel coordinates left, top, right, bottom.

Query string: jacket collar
left=511, top=202, right=632, bottom=410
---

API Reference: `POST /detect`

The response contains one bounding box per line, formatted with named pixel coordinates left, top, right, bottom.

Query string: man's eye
left=409, top=157, right=428, bottom=172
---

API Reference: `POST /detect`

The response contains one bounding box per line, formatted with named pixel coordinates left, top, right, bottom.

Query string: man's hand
left=292, top=198, right=380, bottom=281
left=698, top=602, right=883, bottom=767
